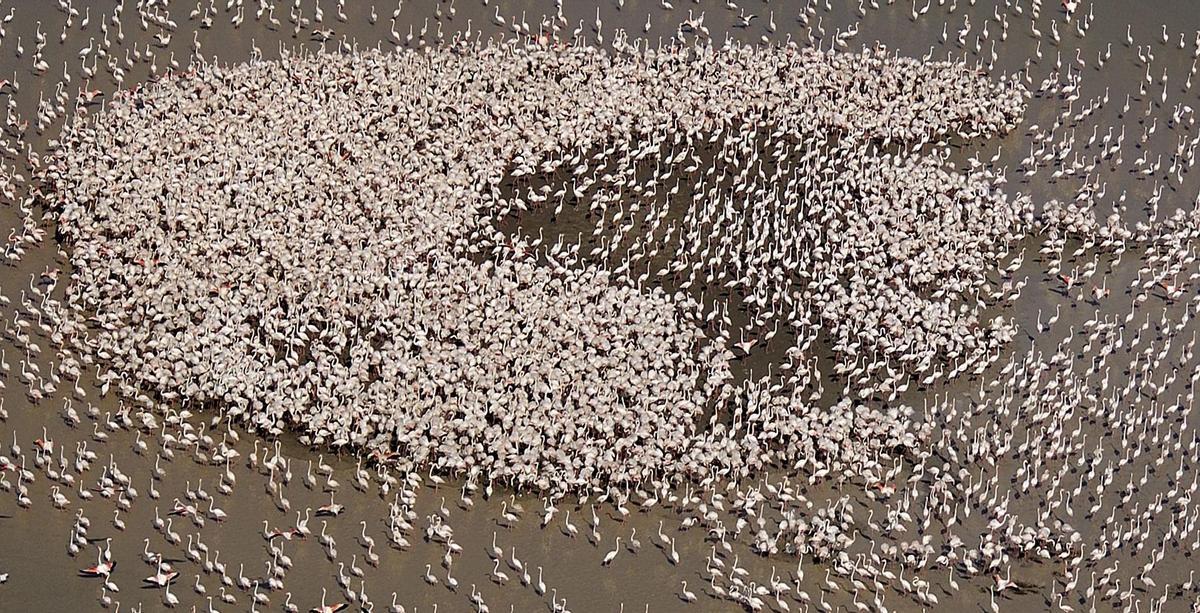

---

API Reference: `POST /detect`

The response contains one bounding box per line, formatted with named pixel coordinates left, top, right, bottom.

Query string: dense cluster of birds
left=0, top=0, right=1199, bottom=611
left=37, top=42, right=1027, bottom=495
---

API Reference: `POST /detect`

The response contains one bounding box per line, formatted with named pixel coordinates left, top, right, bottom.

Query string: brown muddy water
left=1, top=1, right=1200, bottom=612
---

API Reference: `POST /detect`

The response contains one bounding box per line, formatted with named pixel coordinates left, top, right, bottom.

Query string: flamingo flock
left=0, top=0, right=1195, bottom=612
left=39, top=39, right=1027, bottom=497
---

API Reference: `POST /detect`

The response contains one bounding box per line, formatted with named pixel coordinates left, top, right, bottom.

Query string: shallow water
left=1, top=1, right=1200, bottom=612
